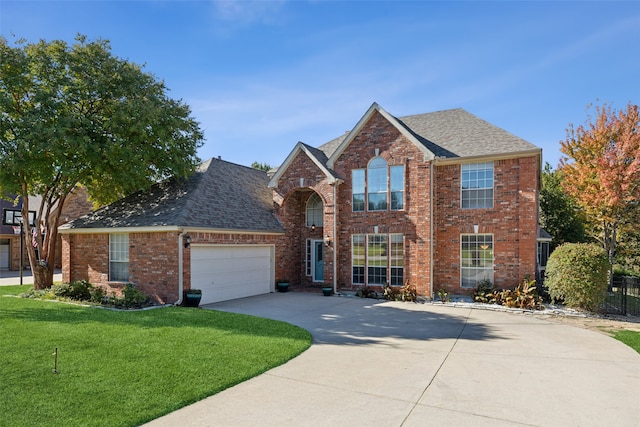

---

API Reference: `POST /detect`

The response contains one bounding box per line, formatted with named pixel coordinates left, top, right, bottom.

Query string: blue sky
left=2, top=1, right=639, bottom=169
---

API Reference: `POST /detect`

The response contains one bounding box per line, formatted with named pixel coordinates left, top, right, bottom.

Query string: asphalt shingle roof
left=318, top=108, right=538, bottom=159
left=61, top=158, right=284, bottom=233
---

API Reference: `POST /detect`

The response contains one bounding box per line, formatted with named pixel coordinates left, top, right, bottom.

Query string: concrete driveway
left=146, top=293, right=640, bottom=427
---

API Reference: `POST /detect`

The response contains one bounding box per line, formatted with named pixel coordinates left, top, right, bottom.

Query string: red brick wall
left=273, top=111, right=434, bottom=295
left=331, top=111, right=432, bottom=296
left=433, top=157, right=539, bottom=294
left=271, top=110, right=540, bottom=298
left=62, top=230, right=281, bottom=304
left=272, top=151, right=336, bottom=288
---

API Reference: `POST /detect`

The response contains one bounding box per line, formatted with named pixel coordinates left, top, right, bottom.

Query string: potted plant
left=182, top=289, right=202, bottom=307
left=322, top=285, right=333, bottom=296
left=276, top=279, right=289, bottom=293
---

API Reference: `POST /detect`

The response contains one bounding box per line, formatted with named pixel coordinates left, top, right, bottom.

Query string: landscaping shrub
left=20, top=281, right=151, bottom=309
left=473, top=279, right=543, bottom=310
left=544, top=243, right=609, bottom=312
left=383, top=282, right=417, bottom=302
left=355, top=285, right=377, bottom=299
left=51, top=280, right=93, bottom=301
left=120, top=283, right=150, bottom=308
left=472, top=280, right=499, bottom=304
left=501, top=279, right=542, bottom=310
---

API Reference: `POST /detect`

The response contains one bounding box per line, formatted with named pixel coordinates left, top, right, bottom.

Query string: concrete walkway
left=146, top=293, right=639, bottom=427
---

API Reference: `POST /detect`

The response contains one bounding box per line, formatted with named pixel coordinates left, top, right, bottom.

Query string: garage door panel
left=191, top=246, right=273, bottom=305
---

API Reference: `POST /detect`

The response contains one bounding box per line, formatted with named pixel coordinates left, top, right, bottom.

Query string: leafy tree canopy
left=251, top=161, right=273, bottom=172
left=559, top=101, right=640, bottom=284
left=0, top=35, right=204, bottom=288
left=539, top=163, right=586, bottom=249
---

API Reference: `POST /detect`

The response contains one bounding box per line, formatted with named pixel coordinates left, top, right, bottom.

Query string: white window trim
left=351, top=233, right=404, bottom=286
left=109, top=233, right=129, bottom=282
left=461, top=161, right=494, bottom=209
left=306, top=193, right=323, bottom=227
left=460, top=233, right=494, bottom=288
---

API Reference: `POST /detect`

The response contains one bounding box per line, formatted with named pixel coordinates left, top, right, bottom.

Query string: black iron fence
left=604, top=276, right=640, bottom=317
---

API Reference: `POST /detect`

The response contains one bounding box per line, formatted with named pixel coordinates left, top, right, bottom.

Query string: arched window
left=367, top=157, right=388, bottom=211
left=306, top=193, right=323, bottom=227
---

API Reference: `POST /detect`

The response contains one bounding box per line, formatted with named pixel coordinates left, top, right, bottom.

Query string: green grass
left=0, top=285, right=312, bottom=426
left=613, top=330, right=640, bottom=354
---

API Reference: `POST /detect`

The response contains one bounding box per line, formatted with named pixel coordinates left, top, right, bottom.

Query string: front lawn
left=613, top=330, right=640, bottom=354
left=0, top=285, right=311, bottom=426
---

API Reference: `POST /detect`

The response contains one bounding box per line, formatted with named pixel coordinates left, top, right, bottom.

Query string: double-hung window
left=461, top=234, right=493, bottom=288
left=351, top=234, right=404, bottom=286
left=352, top=235, right=365, bottom=284
left=367, top=234, right=387, bottom=284
left=352, top=158, right=405, bottom=212
left=368, top=158, right=388, bottom=211
left=109, top=233, right=129, bottom=282
left=461, top=162, right=494, bottom=209
left=352, top=169, right=365, bottom=212
left=390, top=165, right=404, bottom=210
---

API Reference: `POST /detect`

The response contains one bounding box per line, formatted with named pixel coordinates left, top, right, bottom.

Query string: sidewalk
left=0, top=269, right=62, bottom=286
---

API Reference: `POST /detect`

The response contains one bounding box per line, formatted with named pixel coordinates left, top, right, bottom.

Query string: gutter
left=176, top=230, right=188, bottom=306
left=333, top=182, right=338, bottom=294
left=430, top=160, right=435, bottom=299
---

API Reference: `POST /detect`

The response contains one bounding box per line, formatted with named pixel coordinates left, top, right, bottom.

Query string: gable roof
left=318, top=103, right=539, bottom=165
left=268, top=141, right=342, bottom=188
left=271, top=103, right=540, bottom=184
left=59, top=158, right=284, bottom=234
left=326, top=102, right=437, bottom=168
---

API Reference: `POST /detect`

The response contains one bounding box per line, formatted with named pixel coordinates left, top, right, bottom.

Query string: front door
left=313, top=240, right=324, bottom=282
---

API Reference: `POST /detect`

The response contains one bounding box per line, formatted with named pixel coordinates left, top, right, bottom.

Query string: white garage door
left=191, top=245, right=274, bottom=305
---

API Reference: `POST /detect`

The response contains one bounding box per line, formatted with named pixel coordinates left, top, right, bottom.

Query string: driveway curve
left=146, top=293, right=640, bottom=427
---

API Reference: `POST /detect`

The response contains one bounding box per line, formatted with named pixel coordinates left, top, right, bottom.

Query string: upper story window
left=352, top=157, right=405, bottom=212
left=390, top=165, right=404, bottom=210
left=352, top=169, right=365, bottom=212
left=109, top=233, right=129, bottom=282
left=306, top=193, right=323, bottom=227
left=461, top=161, right=494, bottom=209
left=368, top=157, right=388, bottom=211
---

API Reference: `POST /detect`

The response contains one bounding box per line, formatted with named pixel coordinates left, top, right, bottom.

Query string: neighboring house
left=269, top=103, right=541, bottom=297
left=59, top=158, right=284, bottom=305
left=60, top=103, right=542, bottom=304
left=1, top=189, right=92, bottom=272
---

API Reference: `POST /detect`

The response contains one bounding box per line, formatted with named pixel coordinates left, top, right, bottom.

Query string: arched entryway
left=276, top=188, right=334, bottom=291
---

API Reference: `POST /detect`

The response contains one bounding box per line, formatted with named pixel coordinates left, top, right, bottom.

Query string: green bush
left=120, top=283, right=150, bottom=308
left=544, top=243, right=609, bottom=312
left=52, top=280, right=93, bottom=301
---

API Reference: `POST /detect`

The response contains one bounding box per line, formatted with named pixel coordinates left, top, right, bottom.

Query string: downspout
left=176, top=230, right=186, bottom=306
left=430, top=160, right=435, bottom=300
left=333, top=182, right=338, bottom=294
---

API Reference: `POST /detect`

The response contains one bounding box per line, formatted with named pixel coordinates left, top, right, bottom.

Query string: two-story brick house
left=269, top=103, right=541, bottom=297
left=60, top=103, right=541, bottom=304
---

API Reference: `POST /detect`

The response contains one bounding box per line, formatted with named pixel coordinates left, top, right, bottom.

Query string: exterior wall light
left=324, top=234, right=331, bottom=247
left=184, top=233, right=192, bottom=248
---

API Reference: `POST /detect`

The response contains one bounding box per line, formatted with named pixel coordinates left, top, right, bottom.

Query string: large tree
left=0, top=35, right=204, bottom=289
left=559, top=102, right=640, bottom=284
left=539, top=162, right=586, bottom=250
